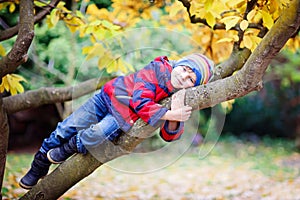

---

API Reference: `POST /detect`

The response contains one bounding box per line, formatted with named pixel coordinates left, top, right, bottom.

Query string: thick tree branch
left=3, top=77, right=113, bottom=114
left=0, top=0, right=61, bottom=41
left=0, top=96, right=9, bottom=199
left=0, top=0, right=34, bottom=78
left=20, top=1, right=300, bottom=199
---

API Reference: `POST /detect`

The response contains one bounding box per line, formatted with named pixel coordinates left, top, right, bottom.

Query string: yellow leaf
left=50, top=10, right=59, bottom=26
left=86, top=4, right=99, bottom=16
left=117, top=58, right=135, bottom=74
left=216, top=37, right=234, bottom=43
left=117, top=59, right=128, bottom=74
left=34, top=0, right=48, bottom=7
left=57, top=1, right=66, bottom=9
left=106, top=60, right=118, bottom=73
left=15, top=82, right=24, bottom=93
left=45, top=16, right=53, bottom=28
left=3, top=76, right=10, bottom=91
left=101, top=20, right=113, bottom=29
left=10, top=87, right=17, bottom=96
left=0, top=74, right=26, bottom=95
left=225, top=0, right=244, bottom=8
left=204, top=1, right=213, bottom=10
left=11, top=74, right=27, bottom=82
left=76, top=10, right=85, bottom=19
left=98, top=55, right=113, bottom=70
left=6, top=75, right=15, bottom=94
left=220, top=16, right=240, bottom=31
left=205, top=11, right=216, bottom=28
left=190, top=2, right=202, bottom=16
left=169, top=1, right=183, bottom=17
left=250, top=35, right=262, bottom=46
left=85, top=43, right=105, bottom=60
left=9, top=3, right=15, bottom=13
left=243, top=35, right=253, bottom=50
left=247, top=9, right=256, bottom=21
left=0, top=45, right=6, bottom=56
left=261, top=10, right=274, bottom=29
left=240, top=20, right=249, bottom=31
left=82, top=46, right=93, bottom=55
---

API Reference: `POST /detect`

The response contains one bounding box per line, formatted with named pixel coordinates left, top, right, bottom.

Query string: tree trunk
left=20, top=0, right=300, bottom=199
left=0, top=97, right=9, bottom=199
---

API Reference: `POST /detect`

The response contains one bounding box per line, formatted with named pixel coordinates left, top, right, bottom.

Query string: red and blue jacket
left=101, top=56, right=184, bottom=142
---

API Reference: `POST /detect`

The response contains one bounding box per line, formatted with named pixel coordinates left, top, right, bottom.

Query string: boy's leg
left=78, top=113, right=122, bottom=162
left=47, top=113, right=121, bottom=164
left=19, top=92, right=108, bottom=189
left=40, top=95, right=106, bottom=154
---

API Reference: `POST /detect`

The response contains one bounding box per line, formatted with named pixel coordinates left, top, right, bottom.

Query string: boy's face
left=171, top=66, right=197, bottom=89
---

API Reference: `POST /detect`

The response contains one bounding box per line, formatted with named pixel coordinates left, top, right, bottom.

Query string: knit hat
left=174, top=53, right=214, bottom=86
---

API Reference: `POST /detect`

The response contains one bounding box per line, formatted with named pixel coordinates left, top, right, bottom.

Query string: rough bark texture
left=20, top=1, right=300, bottom=199
left=0, top=0, right=61, bottom=41
left=0, top=0, right=34, bottom=196
left=0, top=97, right=9, bottom=199
left=3, top=77, right=112, bottom=114
left=0, top=0, right=34, bottom=77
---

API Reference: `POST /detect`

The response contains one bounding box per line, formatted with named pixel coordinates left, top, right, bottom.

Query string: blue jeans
left=40, top=91, right=122, bottom=154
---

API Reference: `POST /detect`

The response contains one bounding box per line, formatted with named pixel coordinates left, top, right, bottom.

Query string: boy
left=19, top=53, right=214, bottom=189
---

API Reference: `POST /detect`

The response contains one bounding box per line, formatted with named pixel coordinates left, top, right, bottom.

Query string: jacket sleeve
left=159, top=121, right=184, bottom=142
left=132, top=63, right=169, bottom=127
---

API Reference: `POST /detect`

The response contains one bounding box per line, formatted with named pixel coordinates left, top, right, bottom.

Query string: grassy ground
left=2, top=136, right=300, bottom=200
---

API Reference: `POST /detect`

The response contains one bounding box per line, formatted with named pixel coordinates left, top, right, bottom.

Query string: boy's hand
left=170, top=89, right=192, bottom=121
left=161, top=89, right=193, bottom=122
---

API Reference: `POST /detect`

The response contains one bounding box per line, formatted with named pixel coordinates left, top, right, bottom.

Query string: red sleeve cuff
left=159, top=121, right=184, bottom=142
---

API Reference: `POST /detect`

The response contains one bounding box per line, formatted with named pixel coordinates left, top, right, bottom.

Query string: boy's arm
left=159, top=89, right=192, bottom=142
left=132, top=62, right=170, bottom=127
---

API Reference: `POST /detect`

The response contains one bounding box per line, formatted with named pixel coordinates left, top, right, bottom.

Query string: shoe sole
left=47, top=149, right=63, bottom=164
left=19, top=180, right=33, bottom=190
left=19, top=175, right=47, bottom=190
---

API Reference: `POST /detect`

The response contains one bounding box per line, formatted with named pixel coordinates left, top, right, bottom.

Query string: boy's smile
left=171, top=66, right=197, bottom=89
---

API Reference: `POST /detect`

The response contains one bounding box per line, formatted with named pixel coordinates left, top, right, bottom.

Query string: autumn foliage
left=1, top=0, right=300, bottom=96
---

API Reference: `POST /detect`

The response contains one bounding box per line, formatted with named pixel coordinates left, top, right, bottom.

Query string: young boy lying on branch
left=19, top=53, right=214, bottom=189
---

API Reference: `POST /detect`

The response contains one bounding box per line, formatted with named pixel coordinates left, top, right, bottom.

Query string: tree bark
left=0, top=0, right=34, bottom=77
left=3, top=77, right=112, bottom=114
left=0, top=0, right=61, bottom=41
left=0, top=0, right=34, bottom=198
left=20, top=0, right=300, bottom=199
left=0, top=96, right=9, bottom=200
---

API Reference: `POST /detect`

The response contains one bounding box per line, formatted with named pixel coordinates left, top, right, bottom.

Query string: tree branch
left=3, top=77, right=113, bottom=114
left=0, top=0, right=34, bottom=78
left=0, top=0, right=61, bottom=41
left=0, top=96, right=9, bottom=199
